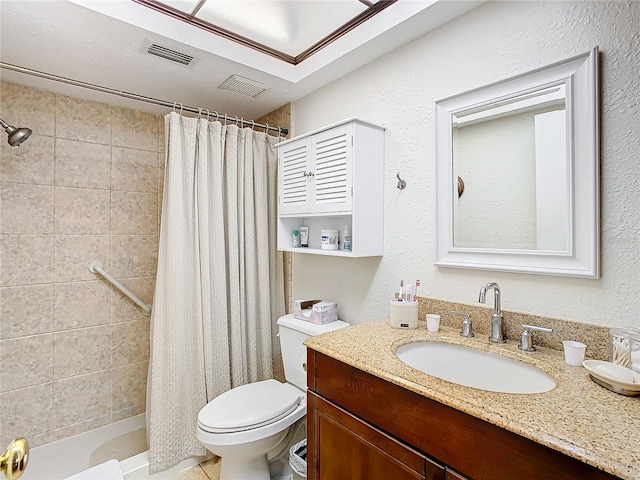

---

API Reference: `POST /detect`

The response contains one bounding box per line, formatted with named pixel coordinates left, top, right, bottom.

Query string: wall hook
left=396, top=172, right=406, bottom=190
left=457, top=176, right=465, bottom=197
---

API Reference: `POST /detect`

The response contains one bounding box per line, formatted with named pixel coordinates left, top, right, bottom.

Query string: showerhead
left=0, top=117, right=32, bottom=147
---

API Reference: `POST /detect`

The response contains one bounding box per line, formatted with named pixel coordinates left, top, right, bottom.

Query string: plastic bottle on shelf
left=343, top=225, right=351, bottom=251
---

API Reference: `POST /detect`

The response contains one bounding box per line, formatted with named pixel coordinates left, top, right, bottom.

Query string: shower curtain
left=148, top=112, right=285, bottom=473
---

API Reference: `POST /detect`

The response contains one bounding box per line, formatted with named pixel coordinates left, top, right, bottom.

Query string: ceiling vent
left=218, top=75, right=267, bottom=98
left=147, top=43, right=194, bottom=66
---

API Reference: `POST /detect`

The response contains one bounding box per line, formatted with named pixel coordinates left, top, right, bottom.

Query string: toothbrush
left=397, top=280, right=404, bottom=301
left=414, top=279, right=421, bottom=301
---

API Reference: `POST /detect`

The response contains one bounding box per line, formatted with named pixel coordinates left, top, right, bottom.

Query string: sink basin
left=395, top=342, right=555, bottom=394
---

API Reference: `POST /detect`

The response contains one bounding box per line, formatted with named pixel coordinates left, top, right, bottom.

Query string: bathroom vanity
left=305, top=321, right=639, bottom=479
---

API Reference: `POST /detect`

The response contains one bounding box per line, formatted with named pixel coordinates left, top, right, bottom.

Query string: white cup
left=426, top=314, right=440, bottom=332
left=562, top=340, right=586, bottom=366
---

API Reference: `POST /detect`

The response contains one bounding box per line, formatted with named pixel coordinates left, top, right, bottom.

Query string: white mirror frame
left=435, top=47, right=599, bottom=278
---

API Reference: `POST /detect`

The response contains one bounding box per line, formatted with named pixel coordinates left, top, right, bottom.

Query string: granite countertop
left=305, top=319, right=640, bottom=480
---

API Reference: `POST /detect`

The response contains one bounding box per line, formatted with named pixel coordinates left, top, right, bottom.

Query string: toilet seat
left=198, top=379, right=303, bottom=434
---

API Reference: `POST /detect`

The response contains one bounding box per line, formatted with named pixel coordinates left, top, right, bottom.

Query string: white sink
left=395, top=342, right=555, bottom=394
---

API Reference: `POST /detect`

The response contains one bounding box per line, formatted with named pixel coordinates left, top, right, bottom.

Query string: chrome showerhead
left=0, top=117, right=32, bottom=146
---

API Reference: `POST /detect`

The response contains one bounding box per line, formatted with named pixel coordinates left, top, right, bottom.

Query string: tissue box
left=293, top=299, right=338, bottom=324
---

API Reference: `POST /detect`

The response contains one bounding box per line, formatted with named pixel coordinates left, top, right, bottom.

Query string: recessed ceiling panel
left=195, top=0, right=367, bottom=56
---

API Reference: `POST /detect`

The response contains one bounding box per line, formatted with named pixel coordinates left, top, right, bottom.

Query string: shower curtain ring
left=205, top=109, right=210, bottom=121
left=265, top=123, right=269, bottom=133
left=197, top=108, right=202, bottom=119
left=172, top=102, right=177, bottom=113
left=213, top=111, right=218, bottom=122
left=223, top=114, right=227, bottom=125
left=176, top=103, right=183, bottom=116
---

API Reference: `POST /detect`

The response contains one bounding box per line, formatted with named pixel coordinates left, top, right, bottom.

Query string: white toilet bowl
left=196, top=315, right=350, bottom=480
left=196, top=379, right=306, bottom=480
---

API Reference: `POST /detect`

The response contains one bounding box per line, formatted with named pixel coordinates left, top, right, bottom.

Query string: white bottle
left=343, top=225, right=351, bottom=251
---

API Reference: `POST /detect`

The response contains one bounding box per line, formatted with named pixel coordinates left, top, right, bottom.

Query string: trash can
left=289, top=438, right=307, bottom=479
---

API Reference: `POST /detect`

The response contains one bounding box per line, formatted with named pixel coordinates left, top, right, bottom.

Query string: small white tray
left=583, top=360, right=640, bottom=396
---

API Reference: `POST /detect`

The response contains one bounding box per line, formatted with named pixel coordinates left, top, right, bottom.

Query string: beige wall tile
left=54, top=187, right=110, bottom=235
left=0, top=285, right=54, bottom=339
left=111, top=404, right=145, bottom=423
left=56, top=94, right=112, bottom=144
left=158, top=152, right=165, bottom=196
left=111, top=107, right=159, bottom=152
left=110, top=235, right=158, bottom=277
left=111, top=191, right=157, bottom=235
left=55, top=139, right=111, bottom=189
left=0, top=334, right=53, bottom=392
left=1, top=183, right=54, bottom=234
left=0, top=82, right=56, bottom=137
left=0, top=83, right=162, bottom=447
left=53, top=235, right=109, bottom=283
left=0, top=236, right=53, bottom=286
left=53, top=326, right=111, bottom=379
left=111, top=276, right=154, bottom=323
left=0, top=383, right=53, bottom=447
left=112, top=147, right=158, bottom=193
left=0, top=135, right=55, bottom=184
left=53, top=370, right=111, bottom=429
left=54, top=281, right=110, bottom=330
left=50, top=414, right=111, bottom=444
left=158, top=193, right=163, bottom=234
left=111, top=319, right=150, bottom=367
left=112, top=361, right=147, bottom=412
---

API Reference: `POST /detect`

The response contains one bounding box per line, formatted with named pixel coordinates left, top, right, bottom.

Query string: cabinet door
left=310, top=124, right=353, bottom=214
left=309, top=393, right=439, bottom=480
left=279, top=137, right=312, bottom=215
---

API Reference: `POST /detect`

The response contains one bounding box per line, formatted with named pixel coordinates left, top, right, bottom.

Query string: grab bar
left=89, top=261, right=152, bottom=315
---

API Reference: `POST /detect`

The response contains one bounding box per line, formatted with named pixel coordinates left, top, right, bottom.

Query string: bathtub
left=21, top=414, right=209, bottom=480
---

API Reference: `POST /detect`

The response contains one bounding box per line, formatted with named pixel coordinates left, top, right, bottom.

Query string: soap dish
left=583, top=360, right=640, bottom=396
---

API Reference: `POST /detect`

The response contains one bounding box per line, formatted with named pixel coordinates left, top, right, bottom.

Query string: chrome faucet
left=478, top=282, right=506, bottom=343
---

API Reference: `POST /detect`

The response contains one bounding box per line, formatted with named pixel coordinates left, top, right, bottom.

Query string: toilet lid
left=198, top=379, right=302, bottom=433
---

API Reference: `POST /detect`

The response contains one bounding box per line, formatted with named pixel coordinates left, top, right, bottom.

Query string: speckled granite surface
left=417, top=296, right=614, bottom=360
left=305, top=320, right=640, bottom=480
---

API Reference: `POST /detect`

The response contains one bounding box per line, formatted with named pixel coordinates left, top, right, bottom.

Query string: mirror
left=435, top=48, right=599, bottom=278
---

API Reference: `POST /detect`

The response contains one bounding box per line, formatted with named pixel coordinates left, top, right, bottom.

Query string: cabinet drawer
left=309, top=350, right=619, bottom=480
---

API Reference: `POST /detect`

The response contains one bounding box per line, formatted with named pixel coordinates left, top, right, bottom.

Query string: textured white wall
left=290, top=1, right=640, bottom=329
left=454, top=112, right=537, bottom=249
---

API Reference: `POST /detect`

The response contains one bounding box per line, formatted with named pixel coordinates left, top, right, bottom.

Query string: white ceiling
left=0, top=0, right=483, bottom=121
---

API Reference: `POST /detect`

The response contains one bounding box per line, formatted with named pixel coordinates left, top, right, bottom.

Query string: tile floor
left=172, top=457, right=221, bottom=480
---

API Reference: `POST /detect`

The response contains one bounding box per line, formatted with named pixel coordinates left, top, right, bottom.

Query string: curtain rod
left=0, top=62, right=288, bottom=135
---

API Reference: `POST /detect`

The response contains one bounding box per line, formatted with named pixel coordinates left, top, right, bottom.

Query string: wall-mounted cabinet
left=277, top=118, right=385, bottom=257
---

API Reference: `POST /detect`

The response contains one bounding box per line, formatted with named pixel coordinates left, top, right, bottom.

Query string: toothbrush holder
left=389, top=300, right=418, bottom=329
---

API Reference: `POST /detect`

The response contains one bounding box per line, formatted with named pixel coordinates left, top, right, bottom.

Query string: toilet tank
left=277, top=314, right=350, bottom=391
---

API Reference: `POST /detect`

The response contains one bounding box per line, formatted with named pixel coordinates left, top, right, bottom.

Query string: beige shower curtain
left=148, top=112, right=285, bottom=473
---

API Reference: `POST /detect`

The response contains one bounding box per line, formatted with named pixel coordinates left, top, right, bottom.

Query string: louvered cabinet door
left=309, top=124, right=353, bottom=214
left=278, top=137, right=312, bottom=216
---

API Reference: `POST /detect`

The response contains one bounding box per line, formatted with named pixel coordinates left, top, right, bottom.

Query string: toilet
left=196, top=314, right=349, bottom=480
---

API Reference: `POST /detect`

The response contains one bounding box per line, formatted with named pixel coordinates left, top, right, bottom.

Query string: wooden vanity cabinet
left=307, top=350, right=619, bottom=480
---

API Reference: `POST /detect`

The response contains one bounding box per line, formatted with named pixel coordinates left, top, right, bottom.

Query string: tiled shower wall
left=0, top=81, right=161, bottom=448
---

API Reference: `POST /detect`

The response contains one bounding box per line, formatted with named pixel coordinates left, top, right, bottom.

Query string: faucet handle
left=450, top=311, right=474, bottom=338
left=518, top=324, right=552, bottom=352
